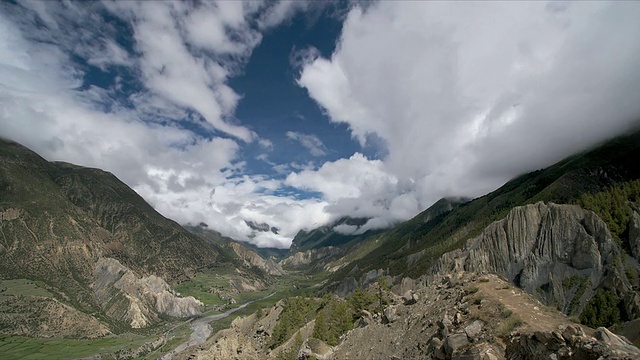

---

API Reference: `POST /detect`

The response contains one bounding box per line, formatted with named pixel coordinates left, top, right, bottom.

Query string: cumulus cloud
left=285, top=153, right=418, bottom=232
left=285, top=131, right=327, bottom=156
left=258, top=138, right=274, bottom=150
left=296, top=1, right=640, bottom=227
left=3, top=1, right=640, bottom=250
left=0, top=1, right=332, bottom=248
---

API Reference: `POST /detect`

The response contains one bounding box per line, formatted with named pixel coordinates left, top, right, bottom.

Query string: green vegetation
left=498, top=315, right=524, bottom=337
left=290, top=217, right=374, bottom=253
left=0, top=279, right=54, bottom=299
left=173, top=269, right=232, bottom=307
left=578, top=179, right=640, bottom=244
left=275, top=332, right=303, bottom=360
left=464, top=286, right=479, bottom=296
left=580, top=289, right=621, bottom=328
left=312, top=287, right=377, bottom=346
left=562, top=275, right=581, bottom=290
left=501, top=309, right=513, bottom=318
left=348, top=288, right=377, bottom=317
left=313, top=298, right=353, bottom=346
left=269, top=297, right=319, bottom=349
left=567, top=277, right=591, bottom=315
left=0, top=335, right=147, bottom=360
left=147, top=323, right=193, bottom=359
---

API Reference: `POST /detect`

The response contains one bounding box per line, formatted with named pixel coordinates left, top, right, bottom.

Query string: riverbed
left=161, top=292, right=275, bottom=359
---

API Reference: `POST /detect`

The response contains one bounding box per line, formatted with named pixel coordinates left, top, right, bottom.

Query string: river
left=161, top=292, right=275, bottom=359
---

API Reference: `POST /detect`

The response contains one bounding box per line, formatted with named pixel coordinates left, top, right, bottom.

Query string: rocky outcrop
left=92, top=257, right=202, bottom=328
left=433, top=202, right=631, bottom=315
left=506, top=325, right=640, bottom=359
left=228, top=242, right=285, bottom=276
left=179, top=272, right=640, bottom=360
left=332, top=269, right=390, bottom=296
left=280, top=246, right=343, bottom=269
left=298, top=338, right=333, bottom=359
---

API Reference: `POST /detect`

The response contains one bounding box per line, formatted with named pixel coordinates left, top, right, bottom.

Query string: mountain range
left=2, top=130, right=640, bottom=359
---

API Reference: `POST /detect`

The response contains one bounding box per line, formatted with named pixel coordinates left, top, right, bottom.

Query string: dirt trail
left=475, top=274, right=582, bottom=334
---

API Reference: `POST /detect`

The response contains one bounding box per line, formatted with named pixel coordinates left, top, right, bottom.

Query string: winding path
left=161, top=292, right=275, bottom=359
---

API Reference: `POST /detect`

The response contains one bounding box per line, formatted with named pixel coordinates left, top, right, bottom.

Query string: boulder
left=383, top=306, right=398, bottom=323
left=444, top=333, right=469, bottom=356
left=464, top=320, right=484, bottom=340
left=561, top=324, right=583, bottom=342
left=297, top=338, right=333, bottom=360
left=595, top=327, right=630, bottom=347
left=453, top=312, right=463, bottom=325
left=403, top=290, right=418, bottom=305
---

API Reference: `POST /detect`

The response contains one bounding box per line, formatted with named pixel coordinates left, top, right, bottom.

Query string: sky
left=1, top=1, right=640, bottom=249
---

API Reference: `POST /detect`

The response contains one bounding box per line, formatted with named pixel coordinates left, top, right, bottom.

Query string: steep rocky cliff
left=93, top=258, right=203, bottom=328
left=433, top=202, right=636, bottom=317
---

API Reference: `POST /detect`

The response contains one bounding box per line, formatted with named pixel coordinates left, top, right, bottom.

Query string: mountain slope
left=332, top=130, right=640, bottom=282
left=0, top=139, right=256, bottom=334
left=280, top=217, right=386, bottom=273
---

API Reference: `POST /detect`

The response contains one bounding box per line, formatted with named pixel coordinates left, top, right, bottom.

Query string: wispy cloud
left=285, top=131, right=327, bottom=156
left=0, top=1, right=333, bottom=248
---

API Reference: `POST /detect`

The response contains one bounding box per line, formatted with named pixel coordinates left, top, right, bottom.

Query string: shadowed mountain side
left=0, top=139, right=272, bottom=335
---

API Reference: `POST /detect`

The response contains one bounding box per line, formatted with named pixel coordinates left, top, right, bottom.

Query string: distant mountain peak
left=245, top=220, right=279, bottom=234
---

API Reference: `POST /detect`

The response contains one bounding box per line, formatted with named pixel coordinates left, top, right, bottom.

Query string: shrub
left=502, top=309, right=513, bottom=318
left=464, top=287, right=479, bottom=296
left=580, top=289, right=621, bottom=328
left=498, top=316, right=524, bottom=336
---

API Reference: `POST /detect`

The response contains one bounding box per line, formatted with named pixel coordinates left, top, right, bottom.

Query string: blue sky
left=2, top=1, right=640, bottom=248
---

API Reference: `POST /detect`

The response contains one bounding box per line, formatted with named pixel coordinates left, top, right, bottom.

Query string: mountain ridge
left=0, top=138, right=276, bottom=335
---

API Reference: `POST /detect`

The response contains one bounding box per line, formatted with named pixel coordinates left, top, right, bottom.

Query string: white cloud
left=87, top=39, right=132, bottom=70
left=258, top=138, right=274, bottom=150
left=107, top=1, right=256, bottom=142
left=4, top=1, right=640, bottom=250
left=257, top=1, right=311, bottom=30
left=136, top=176, right=332, bottom=249
left=333, top=224, right=358, bottom=235
left=0, top=1, right=335, bottom=248
left=285, top=131, right=327, bottom=156
left=297, top=1, right=640, bottom=226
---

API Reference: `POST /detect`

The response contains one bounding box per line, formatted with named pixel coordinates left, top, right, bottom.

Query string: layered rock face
left=434, top=202, right=632, bottom=315
left=227, top=242, right=285, bottom=276
left=93, top=258, right=203, bottom=328
left=280, top=247, right=344, bottom=269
